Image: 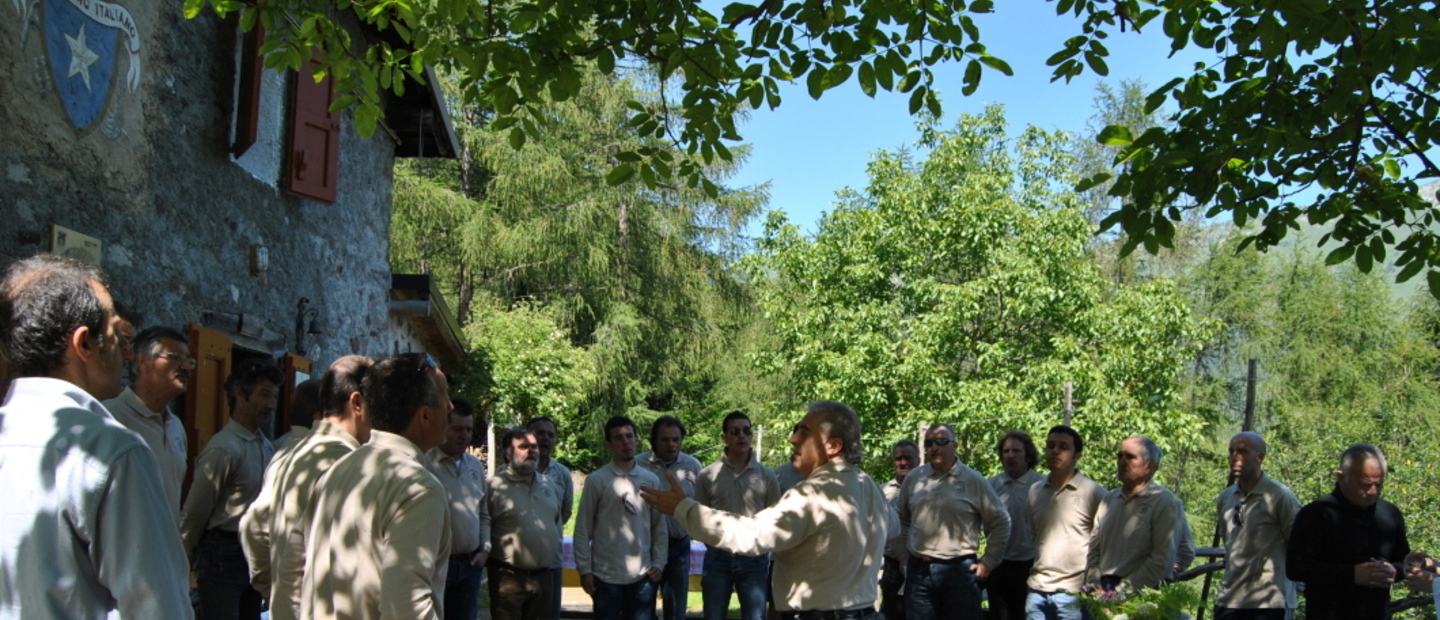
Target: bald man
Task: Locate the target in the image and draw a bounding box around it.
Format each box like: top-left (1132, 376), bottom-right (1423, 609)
top-left (1213, 432), bottom-right (1301, 620)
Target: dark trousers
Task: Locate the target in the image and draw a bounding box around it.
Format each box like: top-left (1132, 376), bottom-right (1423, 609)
top-left (1214, 608), bottom-right (1289, 620)
top-left (906, 557), bottom-right (982, 620)
top-left (195, 530), bottom-right (262, 620)
top-left (879, 557), bottom-right (906, 620)
top-left (660, 536), bottom-right (691, 620)
top-left (592, 577), bottom-right (658, 620)
top-left (489, 563), bottom-right (555, 620)
top-left (985, 559), bottom-right (1034, 620)
top-left (445, 555), bottom-right (485, 620)
top-left (551, 565), bottom-right (564, 620)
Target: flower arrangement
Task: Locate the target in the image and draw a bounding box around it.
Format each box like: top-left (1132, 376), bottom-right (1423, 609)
top-left (1078, 582), bottom-right (1199, 620)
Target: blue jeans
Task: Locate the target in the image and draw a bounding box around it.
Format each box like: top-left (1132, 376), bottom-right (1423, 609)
top-left (445, 556), bottom-right (485, 620)
top-left (195, 530), bottom-right (262, 620)
top-left (905, 557), bottom-right (981, 620)
top-left (550, 565), bottom-right (564, 620)
top-left (660, 536), bottom-right (691, 620)
top-left (592, 577), bottom-right (658, 620)
top-left (1025, 591), bottom-right (1090, 620)
top-left (701, 547), bottom-right (769, 620)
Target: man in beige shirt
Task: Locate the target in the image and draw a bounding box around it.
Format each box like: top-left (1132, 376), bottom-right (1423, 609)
top-left (694, 411), bottom-right (782, 620)
top-left (1087, 435), bottom-right (1182, 592)
top-left (637, 415), bottom-right (703, 620)
top-left (898, 423), bottom-right (1011, 620)
top-left (1214, 432), bottom-right (1300, 620)
top-left (103, 325), bottom-right (191, 522)
top-left (987, 430), bottom-right (1045, 620)
top-left (526, 416), bottom-right (574, 620)
top-left (428, 397), bottom-right (492, 620)
top-left (181, 359), bottom-right (281, 620)
top-left (880, 439), bottom-right (919, 620)
top-left (643, 400), bottom-right (898, 619)
top-left (1027, 425), bottom-right (1105, 620)
top-left (240, 355), bottom-right (371, 620)
top-left (488, 428), bottom-right (564, 620)
top-left (302, 352), bottom-right (454, 620)
top-left (574, 415), bottom-right (668, 620)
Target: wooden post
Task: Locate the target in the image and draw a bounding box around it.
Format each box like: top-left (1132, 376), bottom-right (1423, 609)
top-left (1063, 381), bottom-right (1074, 425)
top-left (756, 424), bottom-right (764, 461)
top-left (1243, 359), bottom-right (1257, 432)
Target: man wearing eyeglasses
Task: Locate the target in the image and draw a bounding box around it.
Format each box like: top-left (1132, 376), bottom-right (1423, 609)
top-left (694, 411), bottom-right (781, 620)
top-left (637, 416), bottom-right (703, 620)
top-left (182, 359), bottom-right (281, 620)
top-left (896, 424), bottom-right (1011, 620)
top-left (103, 325), bottom-right (193, 522)
top-left (1212, 432), bottom-right (1300, 620)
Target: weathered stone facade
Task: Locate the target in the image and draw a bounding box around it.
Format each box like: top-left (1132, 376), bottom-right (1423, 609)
top-left (0, 2), bottom-right (452, 367)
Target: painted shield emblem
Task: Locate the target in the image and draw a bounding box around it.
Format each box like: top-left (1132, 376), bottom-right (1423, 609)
top-left (43, 0), bottom-right (141, 131)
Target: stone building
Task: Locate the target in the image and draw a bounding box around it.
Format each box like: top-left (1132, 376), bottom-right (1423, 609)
top-left (0, 2), bottom-right (464, 473)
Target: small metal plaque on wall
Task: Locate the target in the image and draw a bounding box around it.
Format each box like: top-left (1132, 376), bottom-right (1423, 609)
top-left (50, 224), bottom-right (102, 265)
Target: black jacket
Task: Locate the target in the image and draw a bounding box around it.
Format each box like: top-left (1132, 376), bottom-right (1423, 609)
top-left (1286, 488), bottom-right (1409, 620)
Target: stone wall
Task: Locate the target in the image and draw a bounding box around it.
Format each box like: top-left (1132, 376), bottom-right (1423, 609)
top-left (0, 2), bottom-right (416, 367)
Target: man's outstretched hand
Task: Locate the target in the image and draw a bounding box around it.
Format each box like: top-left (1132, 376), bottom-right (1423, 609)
top-left (640, 470), bottom-right (686, 516)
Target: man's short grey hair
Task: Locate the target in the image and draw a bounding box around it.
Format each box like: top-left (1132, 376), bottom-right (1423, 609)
top-left (1340, 443), bottom-right (1388, 472)
top-left (809, 400), bottom-right (864, 465)
top-left (133, 326), bottom-right (187, 359)
top-left (1130, 435), bottom-right (1163, 467)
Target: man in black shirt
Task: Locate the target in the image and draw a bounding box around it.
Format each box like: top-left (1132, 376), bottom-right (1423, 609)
top-left (1286, 443), bottom-right (1427, 620)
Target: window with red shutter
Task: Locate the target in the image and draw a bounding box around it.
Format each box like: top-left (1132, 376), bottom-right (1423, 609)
top-left (284, 55), bottom-right (340, 203)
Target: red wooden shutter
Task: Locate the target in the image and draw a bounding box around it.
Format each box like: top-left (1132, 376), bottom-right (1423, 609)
top-left (232, 22), bottom-right (265, 157)
top-left (284, 54), bottom-right (340, 203)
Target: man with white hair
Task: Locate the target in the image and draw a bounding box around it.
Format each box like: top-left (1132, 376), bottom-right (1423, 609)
top-left (1087, 435), bottom-right (1182, 592)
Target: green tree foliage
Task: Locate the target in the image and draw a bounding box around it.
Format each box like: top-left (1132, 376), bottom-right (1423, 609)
top-left (187, 0), bottom-right (1440, 290)
top-left (391, 69), bottom-right (774, 469)
top-left (743, 106), bottom-right (1216, 477)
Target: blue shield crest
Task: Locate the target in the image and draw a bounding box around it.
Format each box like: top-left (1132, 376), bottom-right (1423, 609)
top-left (43, 0), bottom-right (140, 131)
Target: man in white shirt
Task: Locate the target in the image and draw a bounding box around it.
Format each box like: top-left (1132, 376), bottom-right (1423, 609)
top-left (987, 430), bottom-right (1045, 620)
top-left (575, 415), bottom-right (668, 620)
top-left (428, 397), bottom-right (492, 620)
top-left (0, 253), bottom-right (193, 619)
top-left (643, 400), bottom-right (897, 620)
top-left (102, 324), bottom-right (192, 521)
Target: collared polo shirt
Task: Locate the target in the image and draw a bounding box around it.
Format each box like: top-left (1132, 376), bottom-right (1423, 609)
top-left (989, 469), bottom-right (1045, 562)
top-left (180, 419), bottom-right (274, 557)
top-left (1028, 470), bottom-right (1105, 592)
top-left (104, 386), bottom-right (188, 522)
top-left (428, 448), bottom-right (492, 557)
top-left (489, 468), bottom-right (563, 570)
top-left (898, 459), bottom-right (1012, 569)
top-left (1216, 473), bottom-right (1301, 609)
top-left (881, 477), bottom-right (909, 562)
top-left (1087, 482), bottom-right (1181, 590)
top-left (637, 450), bottom-right (702, 540)
top-left (695, 451), bottom-right (781, 517)
top-left (573, 460), bottom-right (667, 585)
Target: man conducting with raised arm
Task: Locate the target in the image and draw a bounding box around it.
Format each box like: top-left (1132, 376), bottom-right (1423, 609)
top-left (642, 401), bottom-right (897, 620)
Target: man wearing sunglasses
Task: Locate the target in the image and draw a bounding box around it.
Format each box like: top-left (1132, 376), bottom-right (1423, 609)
top-left (694, 411), bottom-right (782, 620)
top-left (898, 424), bottom-right (1011, 620)
top-left (103, 325), bottom-right (193, 521)
top-left (1212, 432), bottom-right (1300, 620)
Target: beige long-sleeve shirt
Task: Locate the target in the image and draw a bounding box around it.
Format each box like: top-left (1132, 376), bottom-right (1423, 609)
top-left (989, 469), bottom-right (1045, 562)
top-left (240, 419), bottom-right (359, 620)
top-left (103, 387), bottom-right (188, 523)
top-left (1216, 473), bottom-right (1301, 610)
top-left (574, 461), bottom-right (667, 585)
top-left (881, 478), bottom-right (910, 563)
top-left (488, 468), bottom-right (563, 570)
top-left (301, 430), bottom-right (451, 620)
top-left (181, 419), bottom-right (274, 557)
top-left (695, 452), bottom-right (780, 517)
top-left (504, 457), bottom-right (575, 568)
top-left (674, 460), bottom-right (896, 612)
top-left (637, 450), bottom-right (702, 541)
top-left (1087, 482), bottom-right (1181, 590)
top-left (1028, 470), bottom-right (1106, 592)
top-left (898, 459), bottom-right (1012, 570)
top-left (428, 448), bottom-right (492, 557)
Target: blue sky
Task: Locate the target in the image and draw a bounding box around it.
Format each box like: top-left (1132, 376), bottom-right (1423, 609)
top-left (727, 0), bottom-right (1218, 236)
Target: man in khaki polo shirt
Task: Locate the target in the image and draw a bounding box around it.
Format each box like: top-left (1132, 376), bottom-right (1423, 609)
top-left (428, 397), bottom-right (492, 620)
top-left (1026, 425), bottom-right (1105, 620)
top-left (526, 416), bottom-right (575, 620)
top-left (694, 411), bottom-right (781, 620)
top-left (898, 423), bottom-right (1011, 620)
top-left (880, 439), bottom-right (919, 620)
top-left (1214, 431), bottom-right (1300, 620)
top-left (1087, 435), bottom-right (1181, 593)
top-left (488, 428), bottom-right (564, 620)
top-left (240, 354), bottom-right (372, 620)
top-left (987, 430), bottom-right (1045, 620)
top-left (302, 352), bottom-right (454, 620)
top-left (103, 325), bottom-right (192, 522)
top-left (181, 359), bottom-right (281, 620)
top-left (637, 415), bottom-right (703, 620)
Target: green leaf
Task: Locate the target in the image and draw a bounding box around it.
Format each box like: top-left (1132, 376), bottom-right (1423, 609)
top-left (1084, 51), bottom-right (1109, 76)
top-left (858, 62), bottom-right (876, 96)
top-left (606, 163), bottom-right (636, 186)
top-left (1075, 173), bottom-right (1113, 192)
top-left (962, 59), bottom-right (981, 96)
top-left (1324, 245), bottom-right (1354, 266)
top-left (979, 55), bottom-right (1013, 76)
top-left (508, 127), bottom-right (527, 150)
top-left (1428, 270), bottom-right (1440, 301)
top-left (1096, 125), bottom-right (1134, 146)
top-left (806, 66), bottom-right (826, 99)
